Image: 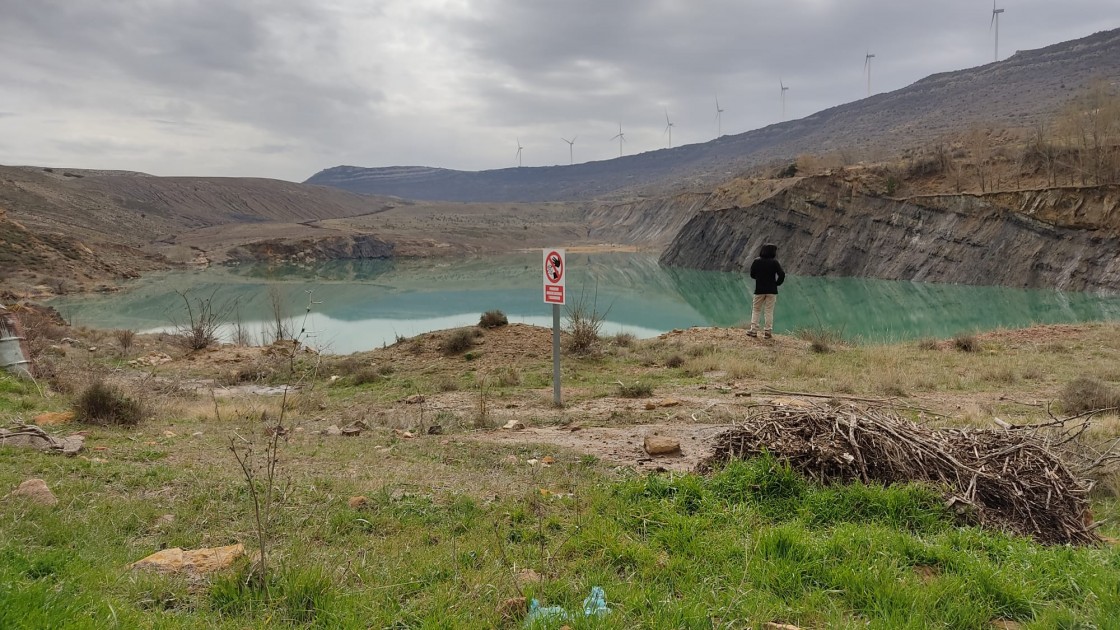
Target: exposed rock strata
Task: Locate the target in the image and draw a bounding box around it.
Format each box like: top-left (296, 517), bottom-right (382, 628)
top-left (226, 235), bottom-right (394, 263)
top-left (660, 176), bottom-right (1120, 293)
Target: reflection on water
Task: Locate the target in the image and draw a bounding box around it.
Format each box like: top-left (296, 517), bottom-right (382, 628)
top-left (50, 253), bottom-right (1120, 353)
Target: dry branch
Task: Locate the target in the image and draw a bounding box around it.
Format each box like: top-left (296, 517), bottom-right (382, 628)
top-left (701, 403), bottom-right (1109, 545)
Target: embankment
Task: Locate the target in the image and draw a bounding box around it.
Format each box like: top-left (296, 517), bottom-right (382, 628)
top-left (659, 176), bottom-right (1120, 293)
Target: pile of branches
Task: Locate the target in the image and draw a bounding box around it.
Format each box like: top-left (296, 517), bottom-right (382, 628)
top-left (702, 403), bottom-right (1120, 545)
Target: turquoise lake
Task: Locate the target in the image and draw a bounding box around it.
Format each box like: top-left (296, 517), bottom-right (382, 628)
top-left (49, 253), bottom-right (1120, 354)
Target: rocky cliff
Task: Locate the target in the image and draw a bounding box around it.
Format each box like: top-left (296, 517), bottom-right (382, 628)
top-left (659, 176), bottom-right (1120, 293)
top-left (225, 235), bottom-right (394, 264)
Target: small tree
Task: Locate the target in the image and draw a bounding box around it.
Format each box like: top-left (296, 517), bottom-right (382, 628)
top-left (173, 289), bottom-right (235, 351)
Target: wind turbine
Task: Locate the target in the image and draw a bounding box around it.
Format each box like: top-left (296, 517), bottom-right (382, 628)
top-left (561, 136), bottom-right (576, 165)
top-left (664, 109), bottom-right (674, 148)
top-left (715, 95), bottom-right (724, 139)
top-left (864, 52), bottom-right (876, 97)
top-left (515, 138), bottom-right (523, 167)
top-left (780, 79), bottom-right (790, 121)
top-left (991, 0), bottom-right (1005, 62)
top-left (610, 122), bottom-right (625, 157)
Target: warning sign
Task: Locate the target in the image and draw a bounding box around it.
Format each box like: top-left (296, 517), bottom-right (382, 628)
top-left (543, 249), bottom-right (565, 304)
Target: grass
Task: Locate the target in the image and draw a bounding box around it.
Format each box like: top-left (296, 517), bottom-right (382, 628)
top-left (5, 323), bottom-right (1120, 626)
top-left (0, 441), bottom-right (1117, 628)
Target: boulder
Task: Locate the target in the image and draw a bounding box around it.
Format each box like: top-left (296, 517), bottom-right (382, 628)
top-left (643, 435), bottom-right (681, 456)
top-left (12, 478), bottom-right (58, 505)
top-left (130, 543), bottom-right (245, 576)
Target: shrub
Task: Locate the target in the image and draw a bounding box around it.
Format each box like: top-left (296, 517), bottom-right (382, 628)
top-left (618, 381), bottom-right (654, 398)
top-left (114, 329), bottom-right (136, 352)
top-left (665, 354), bottom-right (685, 369)
top-left (796, 325), bottom-right (846, 354)
top-left (610, 332), bottom-right (636, 348)
top-left (916, 338), bottom-right (940, 351)
top-left (351, 367), bottom-right (384, 386)
top-left (565, 295), bottom-right (607, 356)
top-left (73, 381), bottom-right (145, 426)
top-left (441, 329), bottom-right (476, 356)
top-left (1059, 376), bottom-right (1120, 414)
top-left (494, 366), bottom-right (521, 387)
top-left (952, 333), bottom-right (979, 352)
top-left (478, 310), bottom-right (508, 329)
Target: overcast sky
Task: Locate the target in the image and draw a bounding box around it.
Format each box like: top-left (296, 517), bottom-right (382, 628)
top-left (0, 1), bottom-right (1116, 182)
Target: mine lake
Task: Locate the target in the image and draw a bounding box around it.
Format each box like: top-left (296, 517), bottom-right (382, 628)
top-left (49, 253), bottom-right (1120, 354)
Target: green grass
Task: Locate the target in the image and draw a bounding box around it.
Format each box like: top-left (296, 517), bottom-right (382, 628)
top-left (0, 435), bottom-right (1117, 628)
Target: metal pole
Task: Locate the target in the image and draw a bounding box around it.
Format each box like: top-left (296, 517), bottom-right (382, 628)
top-left (552, 303), bottom-right (561, 406)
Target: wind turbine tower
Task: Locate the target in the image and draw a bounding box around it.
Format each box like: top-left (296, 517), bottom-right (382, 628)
top-left (864, 52), bottom-right (876, 97)
top-left (991, 1), bottom-right (1005, 62)
top-left (780, 79), bottom-right (790, 121)
top-left (715, 95), bottom-right (724, 139)
top-left (664, 109), bottom-right (674, 148)
top-left (515, 138), bottom-right (524, 167)
top-left (561, 136), bottom-right (576, 165)
top-left (610, 122), bottom-right (626, 157)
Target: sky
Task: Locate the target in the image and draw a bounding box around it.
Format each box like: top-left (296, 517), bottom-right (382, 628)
top-left (0, 1), bottom-right (1117, 183)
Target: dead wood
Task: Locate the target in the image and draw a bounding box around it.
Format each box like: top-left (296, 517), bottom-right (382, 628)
top-left (701, 403), bottom-right (1112, 545)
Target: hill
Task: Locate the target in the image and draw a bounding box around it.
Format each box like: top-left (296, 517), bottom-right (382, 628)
top-left (305, 28), bottom-right (1120, 202)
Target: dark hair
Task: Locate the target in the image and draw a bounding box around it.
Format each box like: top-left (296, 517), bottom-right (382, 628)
top-left (759, 243), bottom-right (778, 259)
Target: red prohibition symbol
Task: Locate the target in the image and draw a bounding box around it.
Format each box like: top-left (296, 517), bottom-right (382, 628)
top-left (545, 251), bottom-right (564, 283)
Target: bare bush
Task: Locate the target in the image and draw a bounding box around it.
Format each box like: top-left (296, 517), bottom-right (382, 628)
top-left (74, 381), bottom-right (145, 426)
top-left (1059, 376), bottom-right (1120, 414)
top-left (565, 289), bottom-right (609, 356)
top-left (478, 310), bottom-right (508, 329)
top-left (173, 290), bottom-right (235, 351)
top-left (114, 329), bottom-right (136, 353)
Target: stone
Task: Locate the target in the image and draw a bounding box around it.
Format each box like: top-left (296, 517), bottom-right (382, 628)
top-left (340, 426), bottom-right (361, 437)
top-left (427, 424), bottom-right (443, 435)
top-left (643, 435), bottom-right (681, 456)
top-left (515, 568), bottom-right (543, 586)
top-left (130, 543), bottom-right (245, 576)
top-left (325, 425), bottom-right (342, 436)
top-left (12, 478), bottom-right (58, 505)
top-left (33, 411), bottom-right (75, 426)
top-left (348, 496), bottom-right (369, 508)
top-left (541, 456), bottom-right (555, 465)
top-left (404, 394), bottom-right (425, 404)
top-left (497, 597), bottom-right (528, 621)
top-left (659, 399), bottom-right (682, 407)
top-left (644, 402), bottom-right (657, 410)
top-left (503, 420), bottom-right (525, 430)
top-left (59, 435), bottom-right (84, 457)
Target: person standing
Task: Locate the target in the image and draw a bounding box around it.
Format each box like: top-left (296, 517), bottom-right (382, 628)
top-left (748, 243), bottom-right (785, 339)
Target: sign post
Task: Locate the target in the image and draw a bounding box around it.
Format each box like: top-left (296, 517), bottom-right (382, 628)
top-left (543, 249), bottom-right (565, 406)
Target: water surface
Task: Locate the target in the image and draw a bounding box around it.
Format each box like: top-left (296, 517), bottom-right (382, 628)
top-left (50, 253), bottom-right (1120, 354)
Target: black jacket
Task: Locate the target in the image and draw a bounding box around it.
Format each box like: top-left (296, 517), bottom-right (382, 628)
top-left (749, 257), bottom-right (785, 295)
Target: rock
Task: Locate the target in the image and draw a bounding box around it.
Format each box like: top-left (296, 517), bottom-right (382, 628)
top-left (130, 543), bottom-right (245, 576)
top-left (515, 568), bottom-right (543, 586)
top-left (526, 459), bottom-right (539, 466)
top-left (325, 425), bottom-right (342, 436)
top-left (644, 402), bottom-right (657, 410)
top-left (497, 597), bottom-right (528, 621)
top-left (12, 478), bottom-right (58, 505)
top-left (505, 455), bottom-right (520, 464)
top-left (341, 426), bottom-right (362, 437)
top-left (427, 425), bottom-right (444, 435)
top-left (643, 435), bottom-right (681, 456)
top-left (660, 399), bottom-right (682, 407)
top-left (59, 435), bottom-right (84, 457)
top-left (346, 420), bottom-right (371, 431)
top-left (33, 411), bottom-right (75, 426)
top-left (404, 394), bottom-right (425, 404)
top-left (503, 420), bottom-right (525, 431)
top-left (163, 430), bottom-right (177, 438)
top-left (541, 456), bottom-right (555, 465)
top-left (348, 496), bottom-right (369, 508)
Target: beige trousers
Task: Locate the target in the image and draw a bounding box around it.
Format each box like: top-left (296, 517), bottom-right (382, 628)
top-left (750, 294), bottom-right (777, 332)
